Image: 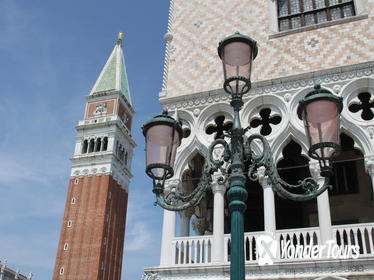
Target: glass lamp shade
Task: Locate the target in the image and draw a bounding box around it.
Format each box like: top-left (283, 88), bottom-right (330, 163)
top-left (218, 32), bottom-right (258, 96)
top-left (297, 85), bottom-right (343, 161)
top-left (142, 112), bottom-right (182, 180)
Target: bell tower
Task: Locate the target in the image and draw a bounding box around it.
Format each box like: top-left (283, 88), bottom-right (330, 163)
top-left (53, 33), bottom-right (135, 280)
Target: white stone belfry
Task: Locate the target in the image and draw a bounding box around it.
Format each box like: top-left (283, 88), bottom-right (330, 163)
top-left (70, 34), bottom-right (135, 189)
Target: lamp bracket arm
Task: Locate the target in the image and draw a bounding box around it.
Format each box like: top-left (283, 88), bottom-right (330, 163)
top-left (153, 138), bottom-right (229, 211)
top-left (245, 134), bottom-right (330, 201)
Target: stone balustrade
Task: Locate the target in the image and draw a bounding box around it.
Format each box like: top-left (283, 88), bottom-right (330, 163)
top-left (169, 222), bottom-right (374, 266)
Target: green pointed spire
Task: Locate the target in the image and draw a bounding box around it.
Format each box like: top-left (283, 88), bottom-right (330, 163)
top-left (90, 33), bottom-right (132, 105)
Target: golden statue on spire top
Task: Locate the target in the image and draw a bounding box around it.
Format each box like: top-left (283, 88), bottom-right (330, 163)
top-left (118, 32), bottom-right (124, 41)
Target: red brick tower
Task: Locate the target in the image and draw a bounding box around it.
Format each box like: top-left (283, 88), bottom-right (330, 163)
top-left (53, 33), bottom-right (135, 280)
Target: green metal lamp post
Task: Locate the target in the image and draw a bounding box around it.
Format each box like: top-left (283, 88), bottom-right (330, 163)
top-left (142, 32), bottom-right (343, 280)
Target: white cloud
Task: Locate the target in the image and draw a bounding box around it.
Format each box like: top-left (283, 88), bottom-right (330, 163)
top-left (126, 222), bottom-right (153, 252)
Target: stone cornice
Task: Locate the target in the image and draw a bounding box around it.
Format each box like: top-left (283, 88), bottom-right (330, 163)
top-left (160, 61), bottom-right (374, 110)
top-left (145, 257), bottom-right (374, 279)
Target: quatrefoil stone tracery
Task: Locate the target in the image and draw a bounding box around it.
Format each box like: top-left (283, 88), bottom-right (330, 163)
top-left (205, 115), bottom-right (233, 139)
top-left (348, 92), bottom-right (374, 121)
top-left (250, 108), bottom-right (282, 136)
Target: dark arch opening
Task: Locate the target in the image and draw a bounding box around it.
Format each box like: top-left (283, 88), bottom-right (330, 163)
top-left (275, 140), bottom-right (317, 229)
top-left (225, 163), bottom-right (264, 234)
top-left (88, 139), bottom-right (95, 153)
top-left (82, 140), bottom-right (88, 154)
top-left (329, 133), bottom-right (374, 225)
top-left (102, 137), bottom-right (108, 151)
top-left (95, 138), bottom-right (102, 152)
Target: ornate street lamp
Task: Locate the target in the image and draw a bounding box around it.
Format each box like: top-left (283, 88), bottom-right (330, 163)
top-left (142, 32), bottom-right (343, 280)
top-left (298, 85), bottom-right (343, 177)
top-left (142, 111), bottom-right (183, 196)
top-left (218, 32), bottom-right (258, 97)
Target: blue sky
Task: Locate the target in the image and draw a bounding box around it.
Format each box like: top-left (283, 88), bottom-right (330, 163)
top-left (0, 0), bottom-right (170, 279)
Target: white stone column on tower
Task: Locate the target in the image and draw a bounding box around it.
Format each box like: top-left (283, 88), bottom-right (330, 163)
top-left (309, 161), bottom-right (332, 247)
top-left (160, 179), bottom-right (180, 267)
top-left (211, 171), bottom-right (227, 263)
top-left (365, 155), bottom-right (374, 194)
top-left (258, 167), bottom-right (276, 234)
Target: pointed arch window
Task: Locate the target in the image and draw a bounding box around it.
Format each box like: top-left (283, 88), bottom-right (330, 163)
top-left (328, 133), bottom-right (373, 225)
top-left (329, 133), bottom-right (362, 196)
top-left (275, 140), bottom-right (317, 229)
top-left (278, 0), bottom-right (355, 31)
top-left (82, 140), bottom-right (88, 154)
top-left (95, 138), bottom-right (102, 152)
top-left (88, 139), bottom-right (95, 153)
top-left (102, 137), bottom-right (108, 151)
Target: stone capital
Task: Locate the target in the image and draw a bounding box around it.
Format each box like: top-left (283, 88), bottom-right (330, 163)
top-left (164, 178), bottom-right (182, 194)
top-left (211, 183), bottom-right (226, 194)
top-left (211, 170), bottom-right (228, 193)
top-left (365, 155), bottom-right (374, 175)
top-left (258, 167), bottom-right (271, 189)
top-left (309, 161), bottom-right (322, 180)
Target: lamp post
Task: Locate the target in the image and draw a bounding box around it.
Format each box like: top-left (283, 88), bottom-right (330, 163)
top-left (142, 32), bottom-right (343, 280)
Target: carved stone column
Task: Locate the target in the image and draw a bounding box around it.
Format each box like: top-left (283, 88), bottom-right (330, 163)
top-left (365, 155), bottom-right (374, 194)
top-left (258, 167), bottom-right (276, 233)
top-left (160, 179), bottom-right (180, 267)
top-left (310, 161), bottom-right (332, 247)
top-left (211, 172), bottom-right (227, 263)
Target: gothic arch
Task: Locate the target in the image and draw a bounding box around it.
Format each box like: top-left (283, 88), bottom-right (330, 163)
top-left (180, 152), bottom-right (205, 195)
top-left (173, 137), bottom-right (209, 180)
top-left (174, 109), bottom-right (195, 149)
top-left (275, 139), bottom-right (316, 230)
top-left (272, 132), bottom-right (309, 163)
top-left (339, 124), bottom-right (369, 153)
top-left (340, 77), bottom-right (374, 100)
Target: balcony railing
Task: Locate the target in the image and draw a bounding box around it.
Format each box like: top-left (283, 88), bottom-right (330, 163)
top-left (333, 223), bottom-right (374, 257)
top-left (171, 222), bottom-right (374, 266)
top-left (173, 236), bottom-right (213, 265)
